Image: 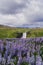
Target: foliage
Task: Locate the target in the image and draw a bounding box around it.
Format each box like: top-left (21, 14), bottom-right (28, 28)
top-left (21, 62), bottom-right (29, 65)
top-left (0, 27), bottom-right (43, 38)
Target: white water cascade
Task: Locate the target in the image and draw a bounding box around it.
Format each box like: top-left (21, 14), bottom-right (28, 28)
top-left (21, 32), bottom-right (27, 38)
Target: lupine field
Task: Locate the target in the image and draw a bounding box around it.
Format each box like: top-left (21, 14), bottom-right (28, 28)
top-left (0, 37), bottom-right (43, 65)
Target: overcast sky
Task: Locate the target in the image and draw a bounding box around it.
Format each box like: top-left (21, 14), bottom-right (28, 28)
top-left (0, 0), bottom-right (43, 27)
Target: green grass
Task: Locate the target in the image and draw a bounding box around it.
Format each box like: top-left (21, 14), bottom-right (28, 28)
top-left (0, 27), bottom-right (43, 39)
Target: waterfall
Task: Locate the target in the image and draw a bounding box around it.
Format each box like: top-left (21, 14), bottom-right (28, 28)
top-left (21, 32), bottom-right (26, 38)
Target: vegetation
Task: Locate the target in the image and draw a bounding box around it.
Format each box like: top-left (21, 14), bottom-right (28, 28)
top-left (0, 25), bottom-right (43, 38)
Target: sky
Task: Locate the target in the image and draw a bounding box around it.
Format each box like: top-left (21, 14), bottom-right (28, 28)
top-left (0, 0), bottom-right (43, 27)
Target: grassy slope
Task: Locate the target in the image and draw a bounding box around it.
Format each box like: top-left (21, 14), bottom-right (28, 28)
top-left (0, 25), bottom-right (43, 38)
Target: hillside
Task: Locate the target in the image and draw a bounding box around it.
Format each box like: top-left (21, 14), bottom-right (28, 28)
top-left (0, 25), bottom-right (43, 38)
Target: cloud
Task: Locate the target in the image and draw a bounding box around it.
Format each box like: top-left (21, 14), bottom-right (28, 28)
top-left (0, 0), bottom-right (43, 27)
top-left (24, 0), bottom-right (43, 26)
top-left (0, 0), bottom-right (27, 14)
top-left (0, 13), bottom-right (27, 27)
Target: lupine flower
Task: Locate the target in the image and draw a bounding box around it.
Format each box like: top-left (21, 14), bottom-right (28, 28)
top-left (0, 38), bottom-right (43, 65)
